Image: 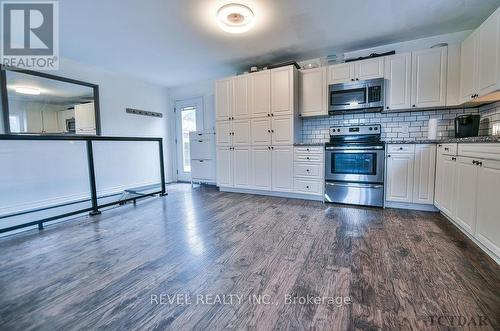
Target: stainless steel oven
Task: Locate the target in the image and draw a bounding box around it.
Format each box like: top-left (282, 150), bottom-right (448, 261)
top-left (324, 125), bottom-right (385, 207)
top-left (328, 78), bottom-right (384, 114)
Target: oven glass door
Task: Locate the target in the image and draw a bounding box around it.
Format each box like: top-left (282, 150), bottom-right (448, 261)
top-left (325, 149), bottom-right (384, 183)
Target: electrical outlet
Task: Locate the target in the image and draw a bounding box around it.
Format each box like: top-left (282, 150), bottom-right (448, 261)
top-left (493, 123), bottom-right (500, 136)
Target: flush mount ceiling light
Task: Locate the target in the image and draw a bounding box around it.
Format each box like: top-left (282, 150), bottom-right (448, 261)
top-left (15, 87), bottom-right (41, 95)
top-left (217, 3), bottom-right (254, 33)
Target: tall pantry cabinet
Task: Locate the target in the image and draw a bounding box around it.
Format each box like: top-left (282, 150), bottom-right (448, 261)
top-left (215, 66), bottom-right (299, 193)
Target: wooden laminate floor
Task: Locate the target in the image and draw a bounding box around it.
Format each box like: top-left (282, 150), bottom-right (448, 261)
top-left (0, 184), bottom-right (499, 331)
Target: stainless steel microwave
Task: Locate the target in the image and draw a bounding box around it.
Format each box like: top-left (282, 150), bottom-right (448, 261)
top-left (328, 78), bottom-right (385, 114)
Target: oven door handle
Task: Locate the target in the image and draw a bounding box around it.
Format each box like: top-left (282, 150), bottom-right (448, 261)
top-left (325, 146), bottom-right (384, 150)
top-left (326, 182), bottom-right (384, 189)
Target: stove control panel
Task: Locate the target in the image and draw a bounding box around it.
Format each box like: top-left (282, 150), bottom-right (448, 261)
top-left (329, 124), bottom-right (381, 136)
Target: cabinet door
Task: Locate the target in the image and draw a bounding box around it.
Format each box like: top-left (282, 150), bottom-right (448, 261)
top-left (271, 146), bottom-right (294, 192)
top-left (216, 121), bottom-right (231, 146)
top-left (460, 33), bottom-right (478, 103)
top-left (453, 157), bottom-right (478, 233)
top-left (75, 103), bottom-right (95, 131)
top-left (216, 147), bottom-right (233, 187)
top-left (328, 63), bottom-right (354, 84)
top-left (413, 145), bottom-right (436, 205)
top-left (434, 150), bottom-right (444, 209)
top-left (299, 67), bottom-right (327, 117)
top-left (411, 47), bottom-right (447, 108)
top-left (271, 116), bottom-right (293, 145)
top-left (386, 153), bottom-right (414, 203)
top-left (250, 70), bottom-right (271, 118)
top-left (384, 53), bottom-right (412, 111)
top-left (438, 156), bottom-right (457, 217)
top-left (251, 147), bottom-right (272, 190)
top-left (271, 66), bottom-right (293, 116)
top-left (251, 118), bottom-right (271, 145)
top-left (233, 147), bottom-right (251, 188)
top-left (232, 119), bottom-right (251, 146)
top-left (355, 58), bottom-right (384, 80)
top-left (42, 111), bottom-right (60, 133)
top-left (232, 74), bottom-right (250, 119)
top-left (476, 159), bottom-right (500, 257)
top-left (477, 12), bottom-right (500, 96)
top-left (215, 78), bottom-right (232, 121)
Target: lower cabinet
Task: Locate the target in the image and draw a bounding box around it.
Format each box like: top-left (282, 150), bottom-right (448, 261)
top-left (271, 146), bottom-right (294, 192)
top-left (386, 153), bottom-right (414, 203)
top-left (233, 147), bottom-right (251, 188)
top-left (216, 147), bottom-right (233, 187)
top-left (251, 147), bottom-right (272, 190)
top-left (453, 157), bottom-right (478, 233)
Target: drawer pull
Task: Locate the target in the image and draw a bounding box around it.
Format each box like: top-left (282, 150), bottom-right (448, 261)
top-left (306, 157), bottom-right (310, 160)
top-left (306, 186), bottom-right (310, 189)
top-left (399, 147), bottom-right (403, 150)
top-left (306, 169), bottom-right (310, 172)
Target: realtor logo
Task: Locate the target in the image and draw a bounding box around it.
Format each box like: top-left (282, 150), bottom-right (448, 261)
top-left (1, 1), bottom-right (59, 70)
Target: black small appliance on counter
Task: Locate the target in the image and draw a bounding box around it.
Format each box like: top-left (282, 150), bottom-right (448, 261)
top-left (455, 114), bottom-right (480, 138)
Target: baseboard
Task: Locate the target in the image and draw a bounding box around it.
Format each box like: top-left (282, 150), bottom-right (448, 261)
top-left (219, 187), bottom-right (323, 202)
top-left (385, 201), bottom-right (439, 212)
top-left (440, 212), bottom-right (500, 265)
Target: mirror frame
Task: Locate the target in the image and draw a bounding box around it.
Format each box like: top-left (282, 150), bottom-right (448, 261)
top-left (0, 66), bottom-right (101, 136)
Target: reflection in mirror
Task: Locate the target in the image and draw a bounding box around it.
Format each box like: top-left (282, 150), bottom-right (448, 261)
top-left (5, 70), bottom-right (98, 135)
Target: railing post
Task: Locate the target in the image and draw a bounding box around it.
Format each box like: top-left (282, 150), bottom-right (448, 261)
top-left (158, 139), bottom-right (167, 196)
top-left (86, 139), bottom-right (101, 215)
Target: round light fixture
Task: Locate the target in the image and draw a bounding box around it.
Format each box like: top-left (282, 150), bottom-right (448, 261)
top-left (15, 87), bottom-right (41, 95)
top-left (217, 3), bottom-right (254, 33)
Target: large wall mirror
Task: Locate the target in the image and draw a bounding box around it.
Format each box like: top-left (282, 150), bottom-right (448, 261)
top-left (1, 67), bottom-right (101, 135)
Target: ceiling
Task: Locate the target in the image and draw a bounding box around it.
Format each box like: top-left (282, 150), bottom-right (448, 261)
top-left (58, 0), bottom-right (500, 88)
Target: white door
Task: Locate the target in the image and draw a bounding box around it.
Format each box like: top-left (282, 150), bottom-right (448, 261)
top-left (216, 121), bottom-right (232, 146)
top-left (477, 12), bottom-right (500, 96)
top-left (453, 157), bottom-right (478, 233)
top-left (439, 156), bottom-right (457, 217)
top-left (251, 147), bottom-right (272, 190)
top-left (232, 75), bottom-right (250, 119)
top-left (413, 145), bottom-right (436, 205)
top-left (175, 97), bottom-right (204, 181)
top-left (215, 78), bottom-right (232, 121)
top-left (460, 32), bottom-right (478, 103)
top-left (386, 153), bottom-right (414, 203)
top-left (271, 116), bottom-right (293, 145)
top-left (384, 53), bottom-right (412, 111)
top-left (411, 47), bottom-right (447, 108)
top-left (271, 146), bottom-right (294, 192)
top-left (271, 66), bottom-right (293, 116)
top-left (476, 159), bottom-right (500, 257)
top-left (216, 147), bottom-right (233, 187)
top-left (299, 68), bottom-right (327, 117)
top-left (251, 117), bottom-right (271, 146)
top-left (328, 63), bottom-right (354, 84)
top-left (355, 58), bottom-right (384, 80)
top-left (232, 119), bottom-right (251, 146)
top-left (250, 70), bottom-right (271, 118)
top-left (233, 147), bottom-right (251, 188)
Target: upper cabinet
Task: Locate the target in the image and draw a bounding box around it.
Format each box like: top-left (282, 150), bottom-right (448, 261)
top-left (384, 53), bottom-right (412, 111)
top-left (460, 8), bottom-right (500, 104)
top-left (271, 66), bottom-right (295, 116)
top-left (411, 47), bottom-right (447, 108)
top-left (232, 74), bottom-right (250, 119)
top-left (328, 57), bottom-right (384, 84)
top-left (299, 67), bottom-right (328, 117)
top-left (215, 77), bottom-right (232, 121)
top-left (250, 70), bottom-right (271, 118)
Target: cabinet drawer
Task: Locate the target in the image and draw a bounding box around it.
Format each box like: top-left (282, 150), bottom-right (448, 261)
top-left (294, 179), bottom-right (322, 195)
top-left (388, 144), bottom-right (415, 154)
top-left (437, 143), bottom-right (457, 156)
top-left (189, 132), bottom-right (215, 141)
top-left (294, 146), bottom-right (323, 154)
top-left (294, 163), bottom-right (322, 178)
top-left (190, 139), bottom-right (214, 160)
top-left (458, 143), bottom-right (500, 161)
top-left (191, 159), bottom-right (215, 180)
top-left (294, 154), bottom-right (323, 162)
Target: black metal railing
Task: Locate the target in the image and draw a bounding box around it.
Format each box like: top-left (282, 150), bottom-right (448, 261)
top-left (0, 134), bottom-right (166, 234)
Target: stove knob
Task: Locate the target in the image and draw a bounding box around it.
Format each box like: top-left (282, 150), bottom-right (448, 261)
top-left (374, 127), bottom-right (379, 131)
top-left (369, 127), bottom-right (373, 131)
top-left (337, 129), bottom-right (341, 132)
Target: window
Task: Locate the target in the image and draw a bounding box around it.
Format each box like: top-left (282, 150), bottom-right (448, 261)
top-left (181, 106), bottom-right (196, 172)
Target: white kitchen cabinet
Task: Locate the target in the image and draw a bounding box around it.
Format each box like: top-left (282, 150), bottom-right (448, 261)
top-left (216, 147), bottom-right (233, 187)
top-left (216, 78), bottom-right (232, 121)
top-left (232, 74), bottom-right (250, 119)
top-left (413, 145), bottom-right (436, 205)
top-left (411, 47), bottom-right (447, 108)
top-left (233, 147), bottom-right (251, 188)
top-left (271, 116), bottom-right (293, 145)
top-left (232, 119), bottom-right (251, 146)
top-left (271, 146), bottom-right (294, 192)
top-left (328, 58), bottom-right (384, 84)
top-left (384, 53), bottom-right (412, 111)
top-left (41, 111), bottom-right (60, 133)
top-left (459, 32), bottom-right (478, 103)
top-left (446, 44), bottom-right (462, 106)
top-left (386, 153), bottom-right (414, 203)
top-left (299, 67), bottom-right (327, 117)
top-left (436, 155), bottom-right (457, 217)
top-left (476, 158), bottom-right (500, 257)
top-left (271, 66), bottom-right (294, 116)
top-left (251, 147), bottom-right (272, 190)
top-left (477, 10), bottom-right (500, 96)
top-left (328, 62), bottom-right (353, 84)
top-left (250, 70), bottom-right (271, 118)
top-left (25, 111), bottom-right (42, 133)
top-left (453, 157), bottom-right (478, 233)
top-left (74, 103), bottom-right (96, 134)
top-left (251, 118), bottom-right (271, 145)
top-left (215, 121), bottom-right (231, 146)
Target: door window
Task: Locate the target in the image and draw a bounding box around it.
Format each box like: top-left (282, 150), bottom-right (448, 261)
top-left (181, 106), bottom-right (196, 172)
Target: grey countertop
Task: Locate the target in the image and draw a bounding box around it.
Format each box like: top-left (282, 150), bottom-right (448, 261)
top-left (385, 136), bottom-right (500, 144)
top-left (293, 142), bottom-right (325, 146)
